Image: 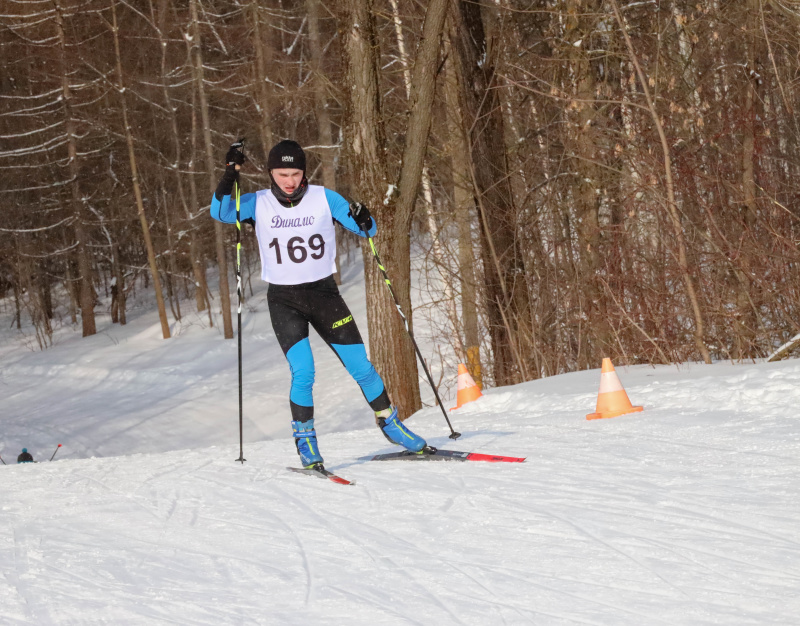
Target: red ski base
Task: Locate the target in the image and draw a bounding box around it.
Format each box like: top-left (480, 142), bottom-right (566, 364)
top-left (464, 452), bottom-right (526, 463)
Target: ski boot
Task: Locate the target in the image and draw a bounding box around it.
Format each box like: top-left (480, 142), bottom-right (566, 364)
top-left (292, 419), bottom-right (324, 469)
top-left (376, 407), bottom-right (427, 453)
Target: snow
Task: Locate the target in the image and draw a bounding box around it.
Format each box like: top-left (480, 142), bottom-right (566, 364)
top-left (2, 263), bottom-right (800, 624)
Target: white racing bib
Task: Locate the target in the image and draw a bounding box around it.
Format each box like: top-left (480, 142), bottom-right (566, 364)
top-left (254, 185), bottom-right (338, 285)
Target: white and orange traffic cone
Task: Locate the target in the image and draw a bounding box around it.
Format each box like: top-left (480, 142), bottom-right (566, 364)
top-left (451, 363), bottom-right (483, 410)
top-left (586, 358), bottom-right (643, 420)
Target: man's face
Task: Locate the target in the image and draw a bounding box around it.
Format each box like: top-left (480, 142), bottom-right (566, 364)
top-left (272, 168), bottom-right (304, 195)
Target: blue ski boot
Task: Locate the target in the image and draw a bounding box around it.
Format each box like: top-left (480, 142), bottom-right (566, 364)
top-left (292, 419), bottom-right (324, 468)
top-left (376, 407), bottom-right (426, 452)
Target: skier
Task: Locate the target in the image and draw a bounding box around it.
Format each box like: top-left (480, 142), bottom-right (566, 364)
top-left (17, 448), bottom-right (34, 463)
top-left (210, 140), bottom-right (427, 470)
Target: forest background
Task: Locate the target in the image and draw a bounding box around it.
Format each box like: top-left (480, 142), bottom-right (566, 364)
top-left (2, 0), bottom-right (799, 419)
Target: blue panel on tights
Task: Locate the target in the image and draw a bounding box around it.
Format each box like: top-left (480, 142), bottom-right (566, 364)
top-left (332, 343), bottom-right (384, 402)
top-left (286, 337), bottom-right (315, 407)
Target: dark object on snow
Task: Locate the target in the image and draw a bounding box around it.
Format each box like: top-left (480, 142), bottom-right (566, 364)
top-left (17, 448), bottom-right (34, 463)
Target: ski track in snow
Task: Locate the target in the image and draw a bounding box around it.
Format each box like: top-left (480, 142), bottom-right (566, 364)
top-left (2, 269), bottom-right (800, 623)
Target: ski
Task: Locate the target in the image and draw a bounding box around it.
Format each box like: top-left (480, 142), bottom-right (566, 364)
top-left (286, 466), bottom-right (355, 485)
top-left (364, 447), bottom-right (526, 463)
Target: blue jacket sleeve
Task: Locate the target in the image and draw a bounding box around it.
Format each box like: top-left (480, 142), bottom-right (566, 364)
top-left (325, 189), bottom-right (377, 238)
top-left (210, 191), bottom-right (257, 224)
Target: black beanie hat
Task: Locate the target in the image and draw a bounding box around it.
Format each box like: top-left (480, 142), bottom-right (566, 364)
top-left (267, 140), bottom-right (306, 172)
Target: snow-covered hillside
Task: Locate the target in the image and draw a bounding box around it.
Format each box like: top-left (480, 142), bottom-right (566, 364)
top-left (2, 267), bottom-right (799, 624)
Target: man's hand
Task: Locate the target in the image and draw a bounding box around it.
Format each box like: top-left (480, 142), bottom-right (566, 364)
top-left (225, 141), bottom-right (246, 172)
top-left (215, 140), bottom-right (246, 200)
top-left (349, 201), bottom-right (373, 231)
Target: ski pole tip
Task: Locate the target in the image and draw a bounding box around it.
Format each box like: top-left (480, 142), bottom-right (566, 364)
top-left (449, 431), bottom-right (462, 440)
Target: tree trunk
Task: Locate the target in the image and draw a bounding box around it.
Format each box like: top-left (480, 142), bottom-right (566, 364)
top-left (63, 243), bottom-right (78, 325)
top-left (341, 0), bottom-right (420, 418)
top-left (389, 0), bottom-right (459, 347)
top-left (54, 0), bottom-right (96, 337)
top-left (737, 0), bottom-right (763, 358)
top-left (111, 0), bottom-right (171, 339)
top-left (161, 185), bottom-right (181, 322)
top-left (444, 34), bottom-right (482, 388)
top-left (39, 262), bottom-right (54, 321)
top-left (448, 0), bottom-right (529, 385)
top-left (186, 71), bottom-right (214, 328)
top-left (111, 242), bottom-right (126, 325)
top-left (156, 0), bottom-right (209, 315)
top-left (566, 0), bottom-right (608, 366)
top-left (250, 0), bottom-right (274, 155)
top-left (307, 0), bottom-right (342, 283)
top-left (190, 0), bottom-right (234, 339)
top-left (12, 265), bottom-right (22, 330)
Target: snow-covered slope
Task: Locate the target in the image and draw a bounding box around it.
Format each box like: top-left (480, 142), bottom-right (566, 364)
top-left (2, 269), bottom-right (799, 623)
top-left (0, 262), bottom-right (393, 459)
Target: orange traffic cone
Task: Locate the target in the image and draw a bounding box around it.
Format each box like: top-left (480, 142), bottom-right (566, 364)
top-left (586, 358), bottom-right (643, 420)
top-left (451, 363), bottom-right (483, 410)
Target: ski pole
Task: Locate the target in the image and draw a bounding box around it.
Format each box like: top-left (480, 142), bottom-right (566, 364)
top-left (234, 138), bottom-right (246, 465)
top-left (0, 454), bottom-right (5, 465)
top-left (49, 444), bottom-right (62, 462)
top-left (360, 225), bottom-right (461, 440)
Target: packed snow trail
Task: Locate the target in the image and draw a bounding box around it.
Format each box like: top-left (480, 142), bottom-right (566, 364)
top-left (3, 357), bottom-right (800, 623)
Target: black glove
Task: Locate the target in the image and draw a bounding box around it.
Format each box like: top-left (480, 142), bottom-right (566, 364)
top-left (349, 201), bottom-right (373, 231)
top-left (216, 141), bottom-right (246, 200)
top-left (225, 140), bottom-right (246, 172)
